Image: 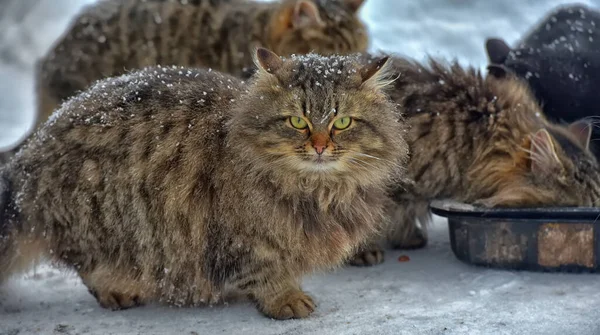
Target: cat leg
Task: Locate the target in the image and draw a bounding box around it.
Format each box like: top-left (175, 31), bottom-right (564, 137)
top-left (347, 198), bottom-right (392, 267)
top-left (79, 265), bottom-right (151, 310)
top-left (386, 200), bottom-right (430, 249)
top-left (188, 277), bottom-right (223, 306)
top-left (347, 241), bottom-right (385, 266)
top-left (347, 200), bottom-right (430, 266)
top-left (232, 267), bottom-right (315, 319)
top-left (254, 283), bottom-right (316, 320)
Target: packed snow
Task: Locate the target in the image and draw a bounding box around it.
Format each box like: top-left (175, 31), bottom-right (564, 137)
top-left (2, 0), bottom-right (600, 334)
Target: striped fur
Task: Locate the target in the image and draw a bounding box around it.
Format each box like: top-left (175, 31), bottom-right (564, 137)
top-left (0, 51), bottom-right (407, 319)
top-left (351, 55), bottom-right (600, 264)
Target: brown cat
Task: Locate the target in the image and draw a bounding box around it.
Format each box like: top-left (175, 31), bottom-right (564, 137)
top-left (351, 55), bottom-right (600, 266)
top-left (0, 49), bottom-right (408, 319)
top-left (35, 0), bottom-right (368, 130)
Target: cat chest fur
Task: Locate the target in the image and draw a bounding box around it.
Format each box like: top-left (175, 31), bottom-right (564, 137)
top-left (206, 169), bottom-right (385, 283)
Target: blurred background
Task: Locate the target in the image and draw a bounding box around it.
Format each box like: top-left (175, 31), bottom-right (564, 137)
top-left (1, 0), bottom-right (599, 149)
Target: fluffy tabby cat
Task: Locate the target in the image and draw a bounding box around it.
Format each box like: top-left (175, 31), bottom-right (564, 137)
top-left (35, 0), bottom-right (368, 130)
top-left (0, 49), bottom-right (408, 319)
top-left (351, 55), bottom-right (600, 266)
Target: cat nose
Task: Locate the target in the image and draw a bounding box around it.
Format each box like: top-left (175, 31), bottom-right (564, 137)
top-left (314, 144), bottom-right (326, 155)
top-left (311, 133), bottom-right (329, 156)
top-left (311, 133), bottom-right (329, 155)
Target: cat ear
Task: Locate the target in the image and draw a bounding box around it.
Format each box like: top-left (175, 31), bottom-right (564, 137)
top-left (254, 47), bottom-right (283, 74)
top-left (567, 120), bottom-right (592, 150)
top-left (292, 0), bottom-right (324, 29)
top-left (360, 56), bottom-right (393, 90)
top-left (485, 38), bottom-right (511, 64)
top-left (530, 129), bottom-right (562, 174)
top-left (345, 0), bottom-right (366, 13)
top-left (487, 64), bottom-right (509, 78)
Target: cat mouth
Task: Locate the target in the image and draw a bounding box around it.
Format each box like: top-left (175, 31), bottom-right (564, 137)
top-left (308, 161), bottom-right (337, 171)
top-left (312, 155), bottom-right (338, 164)
top-left (296, 156), bottom-right (339, 172)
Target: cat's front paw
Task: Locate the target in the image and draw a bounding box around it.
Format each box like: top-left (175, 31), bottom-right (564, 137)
top-left (89, 288), bottom-right (143, 311)
top-left (388, 226), bottom-right (428, 250)
top-left (81, 269), bottom-right (146, 311)
top-left (472, 198), bottom-right (496, 208)
top-left (259, 289), bottom-right (316, 320)
top-left (348, 244), bottom-right (385, 266)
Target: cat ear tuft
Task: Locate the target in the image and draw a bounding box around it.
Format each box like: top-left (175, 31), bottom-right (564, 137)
top-left (345, 0), bottom-right (366, 13)
top-left (360, 56), bottom-right (394, 90)
top-left (530, 129), bottom-right (562, 174)
top-left (485, 38), bottom-right (511, 64)
top-left (293, 0), bottom-right (324, 29)
top-left (254, 47), bottom-right (284, 74)
top-left (567, 120), bottom-right (592, 150)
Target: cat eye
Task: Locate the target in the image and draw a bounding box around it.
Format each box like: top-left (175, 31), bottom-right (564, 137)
top-left (333, 117), bottom-right (352, 130)
top-left (289, 116), bottom-right (308, 129)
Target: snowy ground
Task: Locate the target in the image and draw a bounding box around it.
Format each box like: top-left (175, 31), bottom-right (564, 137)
top-left (3, 219), bottom-right (600, 335)
top-left (2, 0), bottom-right (600, 334)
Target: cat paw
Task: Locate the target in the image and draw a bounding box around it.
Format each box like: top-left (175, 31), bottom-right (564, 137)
top-left (389, 228), bottom-right (428, 250)
top-left (259, 289), bottom-right (316, 320)
top-left (89, 289), bottom-right (143, 311)
top-left (348, 245), bottom-right (385, 266)
top-left (472, 198), bottom-right (496, 208)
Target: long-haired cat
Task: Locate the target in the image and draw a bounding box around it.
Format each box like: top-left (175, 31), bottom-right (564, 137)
top-left (35, 0), bottom-right (368, 130)
top-left (351, 55), bottom-right (600, 266)
top-left (0, 48), bottom-right (408, 319)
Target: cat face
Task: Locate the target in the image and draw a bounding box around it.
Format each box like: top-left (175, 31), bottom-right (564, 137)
top-left (531, 123), bottom-right (600, 207)
top-left (229, 48), bottom-right (407, 184)
top-left (268, 0), bottom-right (368, 57)
top-left (477, 120), bottom-right (600, 208)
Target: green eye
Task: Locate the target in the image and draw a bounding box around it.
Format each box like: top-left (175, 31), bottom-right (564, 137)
top-left (333, 117), bottom-right (352, 130)
top-left (289, 116), bottom-right (308, 129)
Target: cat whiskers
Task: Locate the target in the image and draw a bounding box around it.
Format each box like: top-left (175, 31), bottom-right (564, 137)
top-left (521, 148), bottom-right (545, 166)
top-left (343, 150), bottom-right (399, 167)
top-left (520, 143), bottom-right (556, 168)
top-left (344, 156), bottom-right (387, 172)
top-left (345, 158), bottom-right (379, 171)
top-left (581, 116), bottom-right (600, 133)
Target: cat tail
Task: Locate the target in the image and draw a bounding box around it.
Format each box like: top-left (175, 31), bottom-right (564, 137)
top-left (0, 168), bottom-right (42, 284)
